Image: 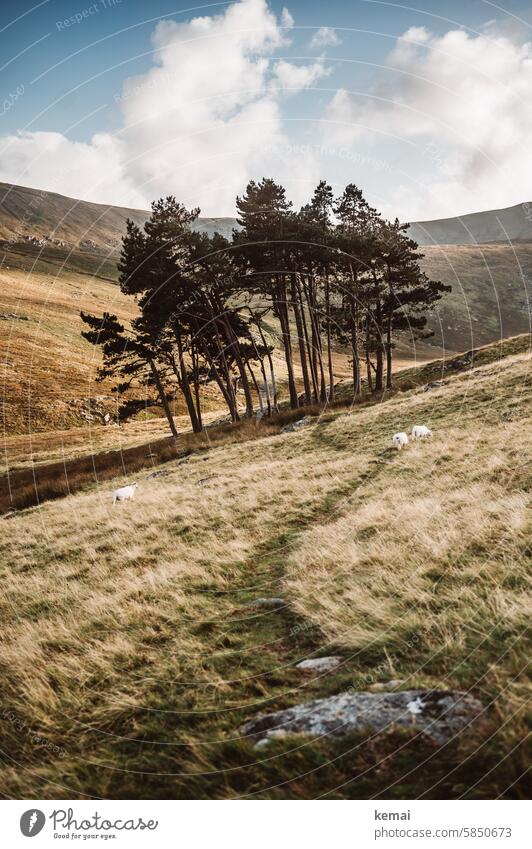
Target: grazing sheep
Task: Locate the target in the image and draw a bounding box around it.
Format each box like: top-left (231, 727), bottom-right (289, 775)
top-left (392, 432), bottom-right (409, 450)
top-left (112, 483), bottom-right (138, 505)
top-left (412, 424), bottom-right (433, 440)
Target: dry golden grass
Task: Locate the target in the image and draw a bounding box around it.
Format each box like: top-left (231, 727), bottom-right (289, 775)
top-left (0, 345), bottom-right (530, 798)
top-left (0, 262), bottom-right (225, 435)
top-left (1, 263), bottom-right (136, 433)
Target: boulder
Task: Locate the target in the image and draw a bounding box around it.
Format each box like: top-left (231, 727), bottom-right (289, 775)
top-left (423, 380), bottom-right (445, 391)
top-left (239, 689), bottom-right (484, 747)
top-left (282, 416), bottom-right (313, 434)
top-left (296, 657), bottom-right (342, 673)
top-left (244, 597), bottom-right (285, 610)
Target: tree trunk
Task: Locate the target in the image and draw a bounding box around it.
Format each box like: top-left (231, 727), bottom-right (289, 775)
top-left (291, 274), bottom-right (312, 404)
top-left (325, 274), bottom-right (334, 402)
top-left (386, 312), bottom-right (393, 389)
top-left (174, 330), bottom-right (201, 432)
top-left (199, 335), bottom-right (239, 422)
top-left (276, 284), bottom-right (299, 408)
top-left (349, 296), bottom-right (361, 397)
top-left (249, 333), bottom-right (271, 416)
top-left (191, 341), bottom-right (203, 431)
top-left (246, 361), bottom-right (263, 411)
top-left (149, 359), bottom-right (178, 438)
top-left (298, 276), bottom-right (319, 400)
top-left (365, 318), bottom-right (373, 392)
top-left (251, 312), bottom-right (277, 413)
top-left (375, 298), bottom-right (384, 391)
top-left (220, 315), bottom-right (254, 417)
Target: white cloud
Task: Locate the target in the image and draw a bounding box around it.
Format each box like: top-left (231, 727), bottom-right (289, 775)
top-left (0, 131), bottom-right (145, 208)
top-left (281, 7), bottom-right (294, 29)
top-left (309, 26), bottom-right (341, 49)
top-left (0, 0), bottom-right (324, 214)
top-left (271, 59), bottom-right (329, 94)
top-left (324, 25), bottom-right (532, 218)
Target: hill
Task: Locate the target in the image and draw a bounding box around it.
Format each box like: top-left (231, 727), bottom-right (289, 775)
top-left (0, 182), bottom-right (236, 248)
top-left (0, 336), bottom-right (529, 799)
top-left (409, 201), bottom-right (532, 245)
top-left (3, 182), bottom-right (532, 248)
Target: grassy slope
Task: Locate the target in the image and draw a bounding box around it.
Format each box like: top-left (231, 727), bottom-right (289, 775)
top-left (0, 338), bottom-right (530, 799)
top-left (421, 242), bottom-right (532, 351)
top-left (0, 246), bottom-right (230, 434)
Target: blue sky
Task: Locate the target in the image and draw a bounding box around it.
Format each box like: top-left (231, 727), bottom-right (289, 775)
top-left (1, 0), bottom-right (532, 218)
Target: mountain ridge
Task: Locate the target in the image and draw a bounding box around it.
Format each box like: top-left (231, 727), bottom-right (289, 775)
top-left (1, 181), bottom-right (532, 248)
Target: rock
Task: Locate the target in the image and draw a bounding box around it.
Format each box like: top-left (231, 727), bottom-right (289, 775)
top-left (244, 598), bottom-right (285, 610)
top-left (296, 657), bottom-right (342, 673)
top-left (0, 312), bottom-right (29, 321)
top-left (423, 380), bottom-right (445, 392)
top-left (282, 416), bottom-right (313, 434)
top-left (238, 689), bottom-right (484, 747)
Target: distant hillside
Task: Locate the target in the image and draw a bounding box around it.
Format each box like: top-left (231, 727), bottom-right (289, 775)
top-left (408, 202), bottom-right (532, 245)
top-left (2, 182), bottom-right (532, 249)
top-left (0, 182), bottom-right (236, 249)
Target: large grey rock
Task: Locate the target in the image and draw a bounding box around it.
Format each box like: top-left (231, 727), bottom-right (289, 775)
top-left (239, 689), bottom-right (484, 747)
top-left (244, 598), bottom-right (285, 610)
top-left (423, 380), bottom-right (446, 392)
top-left (296, 657), bottom-right (342, 673)
top-left (282, 416), bottom-right (313, 434)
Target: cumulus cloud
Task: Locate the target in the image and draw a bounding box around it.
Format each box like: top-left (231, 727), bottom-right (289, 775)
top-left (310, 27), bottom-right (341, 49)
top-left (324, 25), bottom-right (532, 218)
top-left (0, 0), bottom-right (324, 214)
top-left (271, 59), bottom-right (329, 93)
top-left (0, 131), bottom-right (146, 208)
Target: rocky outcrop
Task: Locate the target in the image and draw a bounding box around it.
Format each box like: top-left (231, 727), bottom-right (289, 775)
top-left (281, 416), bottom-right (313, 434)
top-left (244, 598), bottom-right (286, 610)
top-left (239, 689), bottom-right (484, 747)
top-left (296, 657), bottom-right (342, 673)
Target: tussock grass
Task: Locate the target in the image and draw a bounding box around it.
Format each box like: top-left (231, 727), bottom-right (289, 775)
top-left (0, 342), bottom-right (530, 799)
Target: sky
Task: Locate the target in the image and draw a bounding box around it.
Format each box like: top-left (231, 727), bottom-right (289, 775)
top-left (1, 0), bottom-right (532, 220)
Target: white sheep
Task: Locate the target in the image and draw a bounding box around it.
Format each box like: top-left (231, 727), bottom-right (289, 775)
top-left (392, 432), bottom-right (409, 450)
top-left (411, 424), bottom-right (433, 440)
top-left (112, 482), bottom-right (138, 505)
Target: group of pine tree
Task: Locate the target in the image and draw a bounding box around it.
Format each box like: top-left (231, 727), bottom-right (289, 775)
top-left (81, 179), bottom-right (450, 435)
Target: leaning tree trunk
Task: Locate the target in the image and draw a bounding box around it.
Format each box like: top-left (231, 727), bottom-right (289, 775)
top-left (249, 333), bottom-right (271, 416)
top-left (375, 298), bottom-right (384, 391)
top-left (325, 274), bottom-right (334, 402)
top-left (174, 330), bottom-right (201, 433)
top-left (148, 359), bottom-right (178, 438)
top-left (191, 340), bottom-right (203, 431)
top-left (298, 276), bottom-right (319, 400)
top-left (276, 283), bottom-right (299, 408)
top-left (386, 311), bottom-right (393, 389)
top-left (219, 315), bottom-right (254, 418)
top-left (250, 311), bottom-right (278, 413)
top-left (349, 296), bottom-right (361, 397)
top-left (365, 317), bottom-right (373, 393)
top-left (291, 274), bottom-right (312, 405)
